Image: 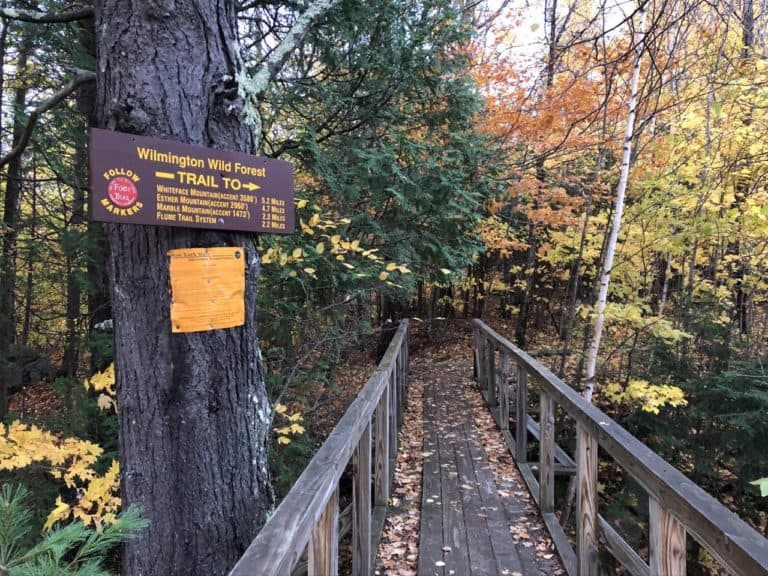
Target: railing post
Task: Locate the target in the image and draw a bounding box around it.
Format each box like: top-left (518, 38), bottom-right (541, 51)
top-left (394, 362), bottom-right (403, 427)
top-left (353, 423), bottom-right (372, 576)
top-left (515, 365), bottom-right (528, 463)
top-left (498, 353), bottom-right (510, 430)
top-left (488, 344), bottom-right (498, 408)
top-left (403, 330), bottom-right (409, 399)
top-left (389, 369), bottom-right (398, 461)
top-left (476, 334), bottom-right (483, 387)
top-left (576, 424), bottom-right (598, 576)
top-left (539, 390), bottom-right (555, 514)
top-left (649, 497), bottom-right (685, 576)
top-left (473, 325), bottom-right (480, 379)
top-left (476, 333), bottom-right (484, 389)
top-left (374, 381), bottom-right (390, 506)
top-left (485, 340), bottom-right (495, 406)
top-left (309, 487), bottom-right (339, 576)
top-left (404, 325), bottom-right (409, 375)
top-left (399, 341), bottom-right (408, 410)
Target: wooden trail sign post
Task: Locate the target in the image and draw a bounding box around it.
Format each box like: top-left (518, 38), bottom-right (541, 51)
top-left (89, 128), bottom-right (294, 234)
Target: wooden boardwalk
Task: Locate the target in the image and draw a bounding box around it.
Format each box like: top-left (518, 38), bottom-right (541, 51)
top-left (418, 371), bottom-right (547, 576)
top-left (235, 321), bottom-right (768, 576)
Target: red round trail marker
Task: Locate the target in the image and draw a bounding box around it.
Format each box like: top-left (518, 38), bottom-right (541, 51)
top-left (107, 176), bottom-right (139, 207)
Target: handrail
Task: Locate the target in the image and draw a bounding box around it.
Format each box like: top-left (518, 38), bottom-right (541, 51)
top-left (473, 319), bottom-right (768, 576)
top-left (230, 320), bottom-right (409, 576)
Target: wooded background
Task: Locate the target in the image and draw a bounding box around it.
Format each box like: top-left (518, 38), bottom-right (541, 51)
top-left (0, 0), bottom-right (766, 574)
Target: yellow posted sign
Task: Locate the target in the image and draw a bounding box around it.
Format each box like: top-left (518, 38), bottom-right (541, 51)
top-left (168, 247), bottom-right (245, 333)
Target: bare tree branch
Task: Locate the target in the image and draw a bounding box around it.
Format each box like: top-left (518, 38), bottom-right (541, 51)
top-left (263, 0), bottom-right (342, 85)
top-left (237, 0), bottom-right (342, 147)
top-left (0, 6), bottom-right (93, 24)
top-left (0, 70), bottom-right (96, 169)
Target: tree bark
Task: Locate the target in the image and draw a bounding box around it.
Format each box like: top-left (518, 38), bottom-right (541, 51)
top-left (21, 163), bottom-right (36, 347)
top-left (0, 34), bottom-right (30, 418)
top-left (95, 2), bottom-right (270, 574)
top-left (562, 2), bottom-right (647, 523)
top-left (514, 219), bottom-right (538, 348)
top-left (557, 186), bottom-right (593, 378)
top-left (62, 18), bottom-right (99, 379)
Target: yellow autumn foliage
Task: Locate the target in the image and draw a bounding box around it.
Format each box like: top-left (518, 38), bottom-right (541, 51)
top-left (84, 363), bottom-right (117, 411)
top-left (273, 403), bottom-right (305, 445)
top-left (258, 200), bottom-right (411, 284)
top-left (0, 420), bottom-right (121, 529)
top-left (1, 366), bottom-right (125, 529)
top-left (603, 380), bottom-right (688, 415)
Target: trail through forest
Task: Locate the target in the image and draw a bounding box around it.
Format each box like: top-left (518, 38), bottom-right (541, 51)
top-left (375, 320), bottom-right (564, 576)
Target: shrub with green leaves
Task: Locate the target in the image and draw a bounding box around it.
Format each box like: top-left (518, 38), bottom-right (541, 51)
top-left (0, 484), bottom-right (146, 576)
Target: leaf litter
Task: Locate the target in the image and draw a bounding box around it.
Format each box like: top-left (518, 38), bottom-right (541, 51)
top-left (374, 319), bottom-right (564, 575)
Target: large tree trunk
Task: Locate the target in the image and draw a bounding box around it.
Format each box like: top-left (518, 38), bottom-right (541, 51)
top-left (62, 18), bottom-right (98, 379)
top-left (95, 2), bottom-right (271, 574)
top-left (514, 219), bottom-right (537, 348)
top-left (20, 164), bottom-right (36, 347)
top-left (76, 17), bottom-right (112, 374)
top-left (0, 35), bottom-right (30, 418)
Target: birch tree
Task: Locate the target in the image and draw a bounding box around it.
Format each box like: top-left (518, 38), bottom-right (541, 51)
top-left (583, 1), bottom-right (648, 401)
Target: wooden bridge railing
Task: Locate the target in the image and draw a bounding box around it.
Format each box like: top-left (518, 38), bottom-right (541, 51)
top-left (473, 319), bottom-right (768, 576)
top-left (230, 320), bottom-right (409, 576)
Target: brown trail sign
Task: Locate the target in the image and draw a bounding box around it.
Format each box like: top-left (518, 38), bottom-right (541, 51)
top-left (89, 128), bottom-right (294, 234)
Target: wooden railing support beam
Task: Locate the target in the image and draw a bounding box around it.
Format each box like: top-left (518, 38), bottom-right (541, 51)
top-left (389, 370), bottom-right (398, 461)
top-left (309, 488), bottom-right (339, 576)
top-left (353, 423), bottom-right (372, 576)
top-left (399, 343), bottom-right (408, 411)
top-left (515, 365), bottom-right (528, 463)
top-left (539, 391), bottom-right (555, 514)
top-left (498, 353), bottom-right (510, 431)
top-left (649, 497), bottom-right (685, 576)
top-left (374, 385), bottom-right (390, 507)
top-left (576, 424), bottom-right (598, 576)
top-left (485, 340), bottom-right (496, 407)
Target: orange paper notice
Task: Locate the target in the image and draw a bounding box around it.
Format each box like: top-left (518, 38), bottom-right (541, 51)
top-left (168, 247), bottom-right (245, 333)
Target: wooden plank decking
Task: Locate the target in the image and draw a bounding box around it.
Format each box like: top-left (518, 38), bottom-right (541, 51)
top-left (418, 374), bottom-right (528, 576)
